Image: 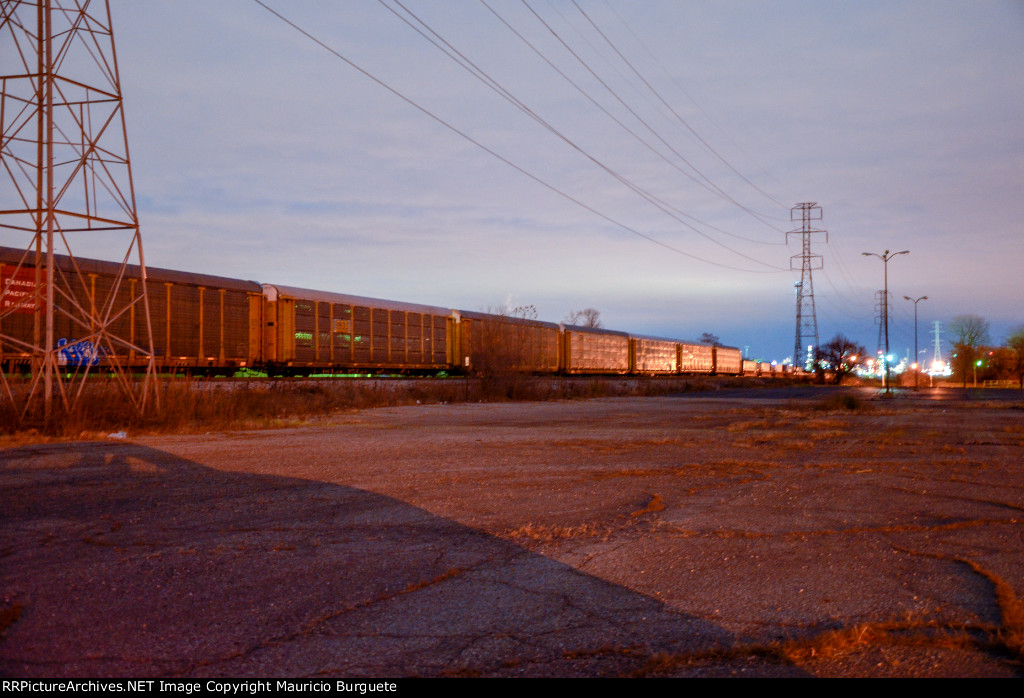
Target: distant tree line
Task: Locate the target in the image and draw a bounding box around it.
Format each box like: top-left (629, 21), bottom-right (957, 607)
top-left (817, 316), bottom-right (1024, 388)
top-left (815, 334), bottom-right (866, 385)
top-left (948, 314), bottom-right (1024, 388)
top-left (564, 308), bottom-right (602, 328)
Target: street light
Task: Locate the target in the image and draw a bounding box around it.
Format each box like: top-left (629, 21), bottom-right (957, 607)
top-left (863, 249), bottom-right (909, 394)
top-left (903, 295), bottom-right (928, 390)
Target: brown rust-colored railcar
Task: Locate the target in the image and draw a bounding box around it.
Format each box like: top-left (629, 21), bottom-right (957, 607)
top-left (630, 335), bottom-right (679, 374)
top-left (563, 325), bottom-right (630, 374)
top-left (2, 247), bottom-right (751, 379)
top-left (262, 284), bottom-right (452, 372)
top-left (454, 310), bottom-right (560, 374)
top-left (678, 341), bottom-right (715, 374)
top-left (0, 246), bottom-right (262, 372)
top-left (712, 346), bottom-right (743, 375)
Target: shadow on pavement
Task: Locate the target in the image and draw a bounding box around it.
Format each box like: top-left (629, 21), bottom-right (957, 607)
top-left (0, 441), bottom-right (802, 677)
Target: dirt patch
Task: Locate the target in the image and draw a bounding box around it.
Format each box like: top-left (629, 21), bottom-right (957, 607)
top-left (1, 393), bottom-right (1021, 677)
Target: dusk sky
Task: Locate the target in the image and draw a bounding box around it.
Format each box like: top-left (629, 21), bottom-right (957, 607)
top-left (99, 0), bottom-right (1023, 362)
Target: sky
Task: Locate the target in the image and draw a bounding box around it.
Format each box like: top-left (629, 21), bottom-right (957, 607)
top-left (62, 1), bottom-right (1024, 361)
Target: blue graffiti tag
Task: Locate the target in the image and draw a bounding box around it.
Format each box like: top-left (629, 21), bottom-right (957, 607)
top-left (56, 338), bottom-right (105, 367)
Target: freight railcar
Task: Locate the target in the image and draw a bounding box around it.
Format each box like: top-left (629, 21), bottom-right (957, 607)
top-left (2, 247), bottom-right (757, 379)
top-left (679, 341), bottom-right (716, 374)
top-left (262, 284), bottom-right (453, 373)
top-left (563, 325), bottom-right (630, 374)
top-left (454, 310), bottom-right (560, 374)
top-left (0, 247), bottom-right (262, 373)
top-left (712, 346), bottom-right (743, 375)
top-left (630, 335), bottom-right (679, 374)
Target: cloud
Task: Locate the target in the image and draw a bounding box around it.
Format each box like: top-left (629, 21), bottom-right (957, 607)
top-left (99, 0), bottom-right (1024, 360)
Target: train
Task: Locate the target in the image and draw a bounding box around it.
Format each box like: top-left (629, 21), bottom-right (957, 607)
top-left (0, 246), bottom-right (786, 378)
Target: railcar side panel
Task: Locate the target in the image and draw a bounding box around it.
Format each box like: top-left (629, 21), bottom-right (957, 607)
top-left (1, 248), bottom-right (261, 371)
top-left (713, 346), bottom-right (743, 375)
top-left (264, 284), bottom-right (451, 372)
top-left (679, 342), bottom-right (714, 374)
top-left (456, 311), bottom-right (560, 374)
top-left (564, 327), bottom-right (629, 373)
top-left (631, 337), bottom-right (678, 374)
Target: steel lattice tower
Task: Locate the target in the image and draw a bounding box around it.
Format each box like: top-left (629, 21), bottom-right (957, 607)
top-left (788, 203), bottom-right (827, 368)
top-left (0, 0), bottom-right (156, 423)
top-left (874, 289), bottom-right (889, 362)
top-left (931, 320), bottom-right (943, 370)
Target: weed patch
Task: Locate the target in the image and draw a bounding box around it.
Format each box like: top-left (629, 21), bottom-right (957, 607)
top-left (0, 604), bottom-right (23, 638)
top-left (814, 394), bottom-right (866, 412)
top-left (630, 493), bottom-right (665, 517)
top-left (0, 375), bottom-right (746, 437)
top-left (507, 522), bottom-right (611, 542)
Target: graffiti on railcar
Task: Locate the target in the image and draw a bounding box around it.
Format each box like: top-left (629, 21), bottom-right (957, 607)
top-left (56, 338), bottom-right (106, 367)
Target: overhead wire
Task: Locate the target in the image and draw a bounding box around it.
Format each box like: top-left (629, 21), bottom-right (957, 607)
top-left (478, 0), bottom-right (782, 247)
top-left (249, 0), bottom-right (786, 274)
top-left (557, 1), bottom-right (881, 347)
top-left (519, 0), bottom-right (786, 234)
top-left (379, 0), bottom-right (786, 269)
top-left (571, 0), bottom-right (788, 213)
top-left (600, 0), bottom-right (798, 210)
top-left (552, 6), bottom-right (883, 354)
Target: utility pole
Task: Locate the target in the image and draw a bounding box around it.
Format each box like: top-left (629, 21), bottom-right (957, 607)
top-left (903, 295), bottom-right (928, 390)
top-left (788, 203), bottom-right (827, 370)
top-left (0, 0), bottom-right (157, 424)
top-left (862, 249), bottom-right (909, 394)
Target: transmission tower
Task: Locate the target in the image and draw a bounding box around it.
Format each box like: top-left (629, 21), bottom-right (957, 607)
top-left (874, 290), bottom-right (889, 363)
top-left (931, 321), bottom-right (944, 370)
top-left (0, 0), bottom-right (156, 423)
top-left (788, 203), bottom-right (827, 368)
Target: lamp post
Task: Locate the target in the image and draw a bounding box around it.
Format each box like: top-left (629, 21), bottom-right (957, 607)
top-left (903, 295), bottom-right (928, 390)
top-left (863, 249), bottom-right (909, 394)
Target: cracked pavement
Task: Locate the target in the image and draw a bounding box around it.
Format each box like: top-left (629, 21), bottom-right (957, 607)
top-left (1, 390), bottom-right (1022, 677)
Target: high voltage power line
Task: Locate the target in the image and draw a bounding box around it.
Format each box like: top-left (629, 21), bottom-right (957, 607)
top-left (380, 0), bottom-right (783, 268)
top-left (569, 0), bottom-right (787, 213)
top-left (250, 0), bottom-right (789, 274)
top-left (517, 0), bottom-right (784, 232)
top-left (598, 0), bottom-right (796, 216)
top-left (477, 0), bottom-right (782, 246)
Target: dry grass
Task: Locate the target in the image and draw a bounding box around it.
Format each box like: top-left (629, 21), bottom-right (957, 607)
top-left (629, 493), bottom-right (666, 517)
top-left (953, 557), bottom-right (1024, 661)
top-left (1, 377), bottom-right (470, 436)
top-left (0, 375), bottom-right (731, 437)
top-left (506, 522), bottom-right (612, 542)
top-left (813, 394), bottom-right (868, 412)
top-left (0, 604), bottom-right (23, 638)
top-left (629, 614), bottom-right (1009, 677)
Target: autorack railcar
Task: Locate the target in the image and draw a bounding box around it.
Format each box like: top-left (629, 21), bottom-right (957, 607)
top-left (562, 325), bottom-right (630, 374)
top-left (262, 284), bottom-right (453, 374)
top-left (712, 346), bottom-right (743, 375)
top-left (453, 309), bottom-right (561, 374)
top-left (0, 246), bottom-right (262, 373)
top-left (630, 335), bottom-right (680, 374)
top-left (0, 246), bottom-right (754, 378)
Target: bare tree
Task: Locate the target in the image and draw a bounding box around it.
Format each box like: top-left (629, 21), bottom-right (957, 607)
top-left (1006, 325), bottom-right (1024, 389)
top-left (949, 314), bottom-right (990, 388)
top-left (699, 332), bottom-right (720, 347)
top-left (815, 334), bottom-right (866, 385)
top-left (564, 308), bottom-right (602, 328)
